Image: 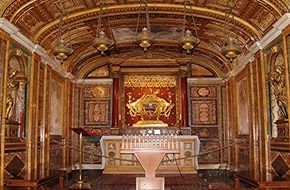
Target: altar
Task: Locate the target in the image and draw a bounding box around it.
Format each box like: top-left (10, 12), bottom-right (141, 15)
top-left (100, 134), bottom-right (200, 174)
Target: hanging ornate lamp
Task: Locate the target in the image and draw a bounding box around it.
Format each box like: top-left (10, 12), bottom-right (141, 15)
top-left (179, 0), bottom-right (200, 54)
top-left (220, 0), bottom-right (242, 62)
top-left (52, 1), bottom-right (73, 62)
top-left (93, 0), bottom-right (114, 55)
top-left (221, 36), bottom-right (242, 61)
top-left (135, 0), bottom-right (153, 52)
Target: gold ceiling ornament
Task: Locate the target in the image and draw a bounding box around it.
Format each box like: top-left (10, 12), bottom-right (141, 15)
top-left (52, 0), bottom-right (73, 62)
top-left (220, 0), bottom-right (242, 62)
top-left (93, 0), bottom-right (114, 55)
top-left (179, 0), bottom-right (200, 54)
top-left (134, 0), bottom-right (153, 52)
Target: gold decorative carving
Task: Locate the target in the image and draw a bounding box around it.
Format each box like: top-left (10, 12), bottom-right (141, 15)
top-left (126, 89), bottom-right (174, 127)
top-left (124, 75), bottom-right (176, 88)
top-left (267, 52), bottom-right (287, 120)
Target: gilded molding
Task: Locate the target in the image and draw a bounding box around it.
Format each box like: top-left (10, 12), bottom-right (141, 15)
top-left (33, 4), bottom-right (261, 42)
top-left (258, 0), bottom-right (283, 17)
top-left (124, 75), bottom-right (176, 88)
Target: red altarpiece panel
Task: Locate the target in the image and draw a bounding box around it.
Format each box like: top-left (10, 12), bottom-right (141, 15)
top-left (123, 75), bottom-right (178, 127)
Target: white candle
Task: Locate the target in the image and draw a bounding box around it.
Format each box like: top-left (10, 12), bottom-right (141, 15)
top-left (168, 135), bottom-right (170, 149)
top-left (125, 135), bottom-right (128, 149)
top-left (171, 134), bottom-right (174, 149)
top-left (175, 135), bottom-right (178, 150)
top-left (121, 135), bottom-right (125, 149)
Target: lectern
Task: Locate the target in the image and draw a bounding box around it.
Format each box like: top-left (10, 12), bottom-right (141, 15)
top-left (71, 128), bottom-right (91, 184)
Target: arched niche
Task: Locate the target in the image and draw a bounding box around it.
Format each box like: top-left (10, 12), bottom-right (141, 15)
top-left (267, 46), bottom-right (287, 139)
top-left (6, 53), bottom-right (28, 138)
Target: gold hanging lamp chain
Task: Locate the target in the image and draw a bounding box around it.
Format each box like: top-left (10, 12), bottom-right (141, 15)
top-left (145, 0), bottom-right (150, 32)
top-left (232, 11), bottom-right (241, 46)
top-left (56, 1), bottom-right (65, 42)
top-left (105, 0), bottom-right (114, 40)
top-left (135, 0), bottom-right (143, 37)
top-left (224, 0), bottom-right (239, 40)
top-left (182, 0), bottom-right (187, 35)
top-left (189, 1), bottom-right (199, 40)
top-left (97, 0), bottom-right (104, 35)
top-left (62, 0), bottom-right (74, 50)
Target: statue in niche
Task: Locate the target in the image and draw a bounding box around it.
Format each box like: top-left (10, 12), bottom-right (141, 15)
top-left (5, 67), bottom-right (19, 122)
top-left (267, 53), bottom-right (288, 121)
top-left (6, 94), bottom-right (14, 120)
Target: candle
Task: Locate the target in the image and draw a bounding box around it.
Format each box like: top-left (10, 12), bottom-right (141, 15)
top-left (121, 135), bottom-right (125, 149)
top-left (175, 135), bottom-right (178, 150)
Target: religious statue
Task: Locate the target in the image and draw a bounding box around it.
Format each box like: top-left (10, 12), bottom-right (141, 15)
top-left (5, 67), bottom-right (19, 121)
top-left (267, 55), bottom-right (288, 120)
top-left (6, 94), bottom-right (14, 120)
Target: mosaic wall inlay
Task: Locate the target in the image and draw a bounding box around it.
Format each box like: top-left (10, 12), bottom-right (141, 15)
top-left (271, 152), bottom-right (290, 178)
top-left (5, 155), bottom-right (25, 177)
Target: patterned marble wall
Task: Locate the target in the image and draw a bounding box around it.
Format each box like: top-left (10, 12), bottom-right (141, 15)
top-left (83, 85), bottom-right (112, 127)
top-left (189, 86), bottom-right (218, 138)
top-left (188, 82), bottom-right (223, 165)
top-left (4, 152), bottom-right (26, 179)
top-left (72, 82), bottom-right (112, 165)
top-left (271, 151), bottom-right (290, 179)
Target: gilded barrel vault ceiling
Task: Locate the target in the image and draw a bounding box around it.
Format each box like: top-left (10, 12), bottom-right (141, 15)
top-left (0, 0), bottom-right (289, 77)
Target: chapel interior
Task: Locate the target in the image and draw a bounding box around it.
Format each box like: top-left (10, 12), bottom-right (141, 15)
top-left (0, 0), bottom-right (290, 189)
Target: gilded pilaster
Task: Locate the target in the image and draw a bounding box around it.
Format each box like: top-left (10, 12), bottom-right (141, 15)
top-left (40, 64), bottom-right (49, 177)
top-left (282, 25), bottom-right (290, 149)
top-left (46, 66), bottom-right (52, 173)
top-left (26, 53), bottom-right (35, 180)
top-left (217, 85), bottom-right (223, 165)
top-left (33, 55), bottom-right (41, 178)
top-left (249, 61), bottom-right (259, 180)
top-left (0, 31), bottom-right (10, 187)
top-left (259, 50), bottom-right (270, 181)
top-left (230, 77), bottom-right (239, 170)
top-left (62, 79), bottom-right (71, 169)
top-left (225, 82), bottom-right (231, 167)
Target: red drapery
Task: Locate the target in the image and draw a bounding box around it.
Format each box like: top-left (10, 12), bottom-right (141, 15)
top-left (112, 78), bottom-right (120, 127)
top-left (180, 78), bottom-right (188, 127)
